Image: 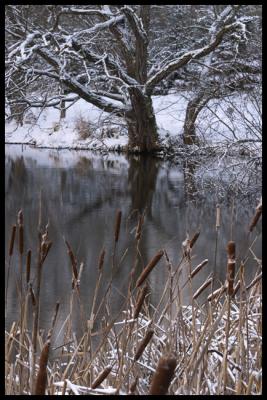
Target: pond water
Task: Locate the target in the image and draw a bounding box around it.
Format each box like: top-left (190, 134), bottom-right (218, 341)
top-left (5, 144), bottom-right (261, 338)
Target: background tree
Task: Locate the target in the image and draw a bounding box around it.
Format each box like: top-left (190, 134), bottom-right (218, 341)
top-left (5, 5), bottom-right (254, 152)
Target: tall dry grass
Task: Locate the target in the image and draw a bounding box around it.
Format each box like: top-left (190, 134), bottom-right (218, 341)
top-left (5, 204), bottom-right (262, 395)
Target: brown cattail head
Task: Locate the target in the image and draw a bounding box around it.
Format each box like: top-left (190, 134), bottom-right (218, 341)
top-left (8, 225), bottom-right (16, 257)
top-left (134, 329), bottom-right (154, 361)
top-left (227, 241), bottom-right (235, 260)
top-left (189, 230), bottom-right (200, 249)
top-left (98, 248), bottom-right (105, 271)
top-left (136, 250), bottom-right (164, 288)
top-left (130, 377), bottom-right (138, 393)
top-left (91, 365), bottom-right (112, 389)
top-left (133, 285), bottom-right (149, 319)
top-left (26, 249), bottom-right (31, 284)
top-left (249, 198), bottom-right (262, 232)
top-left (114, 210), bottom-right (122, 243)
top-left (35, 341), bottom-right (50, 395)
top-left (149, 353), bottom-right (177, 395)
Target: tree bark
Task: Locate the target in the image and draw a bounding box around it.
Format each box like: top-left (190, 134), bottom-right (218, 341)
top-left (126, 88), bottom-right (159, 152)
top-left (183, 90), bottom-right (214, 145)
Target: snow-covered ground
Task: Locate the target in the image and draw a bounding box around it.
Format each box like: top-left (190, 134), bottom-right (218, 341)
top-left (5, 92), bottom-right (261, 151)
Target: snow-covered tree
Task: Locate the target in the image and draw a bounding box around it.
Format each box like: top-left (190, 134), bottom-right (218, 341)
top-left (5, 5), bottom-right (253, 152)
top-left (180, 5), bottom-right (261, 144)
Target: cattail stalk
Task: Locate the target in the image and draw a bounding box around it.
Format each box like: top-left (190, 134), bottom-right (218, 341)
top-left (149, 354), bottom-right (177, 395)
top-left (134, 329), bottom-right (154, 361)
top-left (26, 249), bottom-right (31, 284)
top-left (133, 285), bottom-right (148, 319)
top-left (136, 250), bottom-right (164, 287)
top-left (114, 210), bottom-right (122, 243)
top-left (91, 365), bottom-right (112, 389)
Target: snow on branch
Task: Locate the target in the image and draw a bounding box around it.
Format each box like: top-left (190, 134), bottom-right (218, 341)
top-left (34, 47), bottom-right (126, 116)
top-left (120, 6), bottom-right (147, 42)
top-left (146, 20), bottom-right (247, 94)
top-left (72, 15), bottom-right (125, 39)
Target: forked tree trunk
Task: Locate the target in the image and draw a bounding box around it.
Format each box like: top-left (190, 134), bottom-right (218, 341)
top-left (183, 90), bottom-right (214, 145)
top-left (126, 88), bottom-right (159, 153)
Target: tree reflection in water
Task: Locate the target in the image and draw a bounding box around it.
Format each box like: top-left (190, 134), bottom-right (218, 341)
top-left (5, 146), bottom-right (261, 339)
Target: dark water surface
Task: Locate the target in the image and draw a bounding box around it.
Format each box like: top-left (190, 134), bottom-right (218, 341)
top-left (5, 144), bottom-right (261, 338)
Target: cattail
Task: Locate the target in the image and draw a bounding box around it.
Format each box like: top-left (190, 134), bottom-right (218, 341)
top-left (130, 377), bottom-right (138, 393)
top-left (227, 241), bottom-right (236, 296)
top-left (26, 249), bottom-right (31, 284)
top-left (134, 329), bottom-right (154, 361)
top-left (98, 248), bottom-right (105, 271)
top-left (114, 210), bottom-right (122, 243)
top-left (193, 277), bottom-right (212, 300)
top-left (133, 285), bottom-right (149, 319)
top-left (35, 341), bottom-right (50, 395)
top-left (136, 250), bottom-right (164, 288)
top-left (216, 204), bottom-right (221, 229)
top-left (149, 353), bottom-right (177, 395)
top-left (91, 365), bottom-right (112, 389)
top-left (65, 240), bottom-right (78, 280)
top-left (227, 241), bottom-right (235, 260)
top-left (249, 198), bottom-right (262, 232)
top-left (189, 230), bottom-right (200, 249)
top-left (8, 225), bottom-right (16, 257)
top-left (189, 259), bottom-right (208, 279)
top-left (135, 215), bottom-right (144, 241)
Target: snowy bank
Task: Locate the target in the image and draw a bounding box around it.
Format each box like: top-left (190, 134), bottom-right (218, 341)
top-left (5, 92), bottom-right (261, 152)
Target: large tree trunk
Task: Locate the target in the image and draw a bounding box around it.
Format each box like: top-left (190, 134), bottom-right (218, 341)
top-left (126, 88), bottom-right (159, 152)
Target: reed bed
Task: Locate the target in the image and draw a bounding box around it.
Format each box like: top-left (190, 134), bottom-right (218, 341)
top-left (5, 206), bottom-right (262, 395)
